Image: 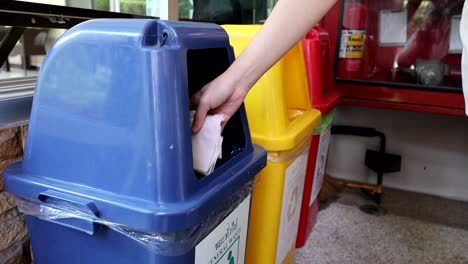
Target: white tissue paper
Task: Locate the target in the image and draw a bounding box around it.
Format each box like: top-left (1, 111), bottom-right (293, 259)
top-left (190, 111), bottom-right (224, 175)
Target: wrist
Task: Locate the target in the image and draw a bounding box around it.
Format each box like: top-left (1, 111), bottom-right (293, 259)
top-left (227, 56), bottom-right (261, 95)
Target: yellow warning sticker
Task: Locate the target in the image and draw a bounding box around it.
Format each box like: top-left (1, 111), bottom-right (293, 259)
top-left (339, 30), bottom-right (366, 59)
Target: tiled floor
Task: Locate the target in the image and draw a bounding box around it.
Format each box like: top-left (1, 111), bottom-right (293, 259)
top-left (296, 188), bottom-right (468, 263)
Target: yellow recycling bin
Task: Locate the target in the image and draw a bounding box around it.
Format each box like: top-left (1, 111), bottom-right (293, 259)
top-left (223, 25), bottom-right (321, 264)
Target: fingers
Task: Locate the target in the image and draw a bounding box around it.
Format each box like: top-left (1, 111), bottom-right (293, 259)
top-left (190, 90), bottom-right (202, 109)
top-left (192, 95), bottom-right (210, 133)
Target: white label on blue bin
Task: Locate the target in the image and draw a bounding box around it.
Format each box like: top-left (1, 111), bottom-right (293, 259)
top-left (195, 194), bottom-right (251, 264)
top-left (310, 124), bottom-right (332, 206)
top-left (276, 148), bottom-right (309, 264)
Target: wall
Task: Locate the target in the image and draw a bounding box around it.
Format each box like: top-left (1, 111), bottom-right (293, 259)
top-left (327, 105), bottom-right (468, 202)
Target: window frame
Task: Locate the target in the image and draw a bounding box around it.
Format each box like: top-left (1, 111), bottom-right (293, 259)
top-left (0, 1), bottom-right (155, 129)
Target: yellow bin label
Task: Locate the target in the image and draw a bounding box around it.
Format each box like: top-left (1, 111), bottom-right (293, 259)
top-left (339, 30), bottom-right (366, 59)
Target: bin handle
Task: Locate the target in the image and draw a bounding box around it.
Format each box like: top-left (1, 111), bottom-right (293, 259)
top-left (37, 190), bottom-right (99, 235)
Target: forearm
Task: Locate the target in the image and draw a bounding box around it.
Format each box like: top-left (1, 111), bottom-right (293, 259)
top-left (229, 0), bottom-right (337, 91)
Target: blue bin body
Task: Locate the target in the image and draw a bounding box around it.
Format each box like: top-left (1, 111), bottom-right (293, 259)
top-left (4, 19), bottom-right (266, 263)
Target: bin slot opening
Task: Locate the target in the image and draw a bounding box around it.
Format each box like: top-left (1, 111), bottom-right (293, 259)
top-left (187, 48), bottom-right (247, 178)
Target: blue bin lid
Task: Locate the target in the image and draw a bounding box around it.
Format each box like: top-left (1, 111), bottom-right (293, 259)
top-left (4, 19), bottom-right (266, 233)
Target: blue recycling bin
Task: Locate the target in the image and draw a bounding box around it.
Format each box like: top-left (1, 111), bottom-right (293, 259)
top-left (4, 19), bottom-right (266, 264)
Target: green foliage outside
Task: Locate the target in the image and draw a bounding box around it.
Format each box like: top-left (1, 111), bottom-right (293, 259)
top-left (120, 0), bottom-right (146, 15)
top-left (179, 0), bottom-right (193, 18)
top-left (95, 0), bottom-right (110, 11)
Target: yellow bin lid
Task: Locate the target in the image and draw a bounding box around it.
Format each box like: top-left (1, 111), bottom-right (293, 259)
top-left (223, 25), bottom-right (321, 151)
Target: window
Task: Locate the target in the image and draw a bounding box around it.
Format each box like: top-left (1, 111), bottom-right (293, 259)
top-left (335, 0), bottom-right (465, 92)
top-left (1, 1), bottom-right (150, 81)
top-left (186, 0), bottom-right (269, 24)
top-left (0, 0), bottom-right (151, 126)
top-left (2, 0), bottom-right (276, 81)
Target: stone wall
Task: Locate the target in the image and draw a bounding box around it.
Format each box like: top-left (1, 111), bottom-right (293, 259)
top-left (0, 126), bottom-right (31, 264)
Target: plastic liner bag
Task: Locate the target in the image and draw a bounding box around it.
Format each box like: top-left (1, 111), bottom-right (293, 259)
top-left (266, 136), bottom-right (312, 163)
top-left (267, 111), bottom-right (335, 163)
top-left (312, 110), bottom-right (335, 136)
top-left (14, 180), bottom-right (254, 257)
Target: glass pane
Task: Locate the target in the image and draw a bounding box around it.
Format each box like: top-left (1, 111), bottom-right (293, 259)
top-left (336, 0), bottom-right (465, 90)
top-left (120, 0), bottom-right (146, 15)
top-left (69, 0), bottom-right (145, 15)
top-left (1, 0), bottom-right (147, 81)
top-left (16, 0), bottom-right (147, 15)
top-left (1, 26), bottom-right (56, 80)
top-left (184, 0), bottom-right (269, 24)
top-left (179, 0), bottom-right (194, 19)
top-left (2, 0), bottom-right (274, 81)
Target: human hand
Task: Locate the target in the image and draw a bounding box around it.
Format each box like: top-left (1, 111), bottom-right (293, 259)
top-left (191, 72), bottom-right (249, 133)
